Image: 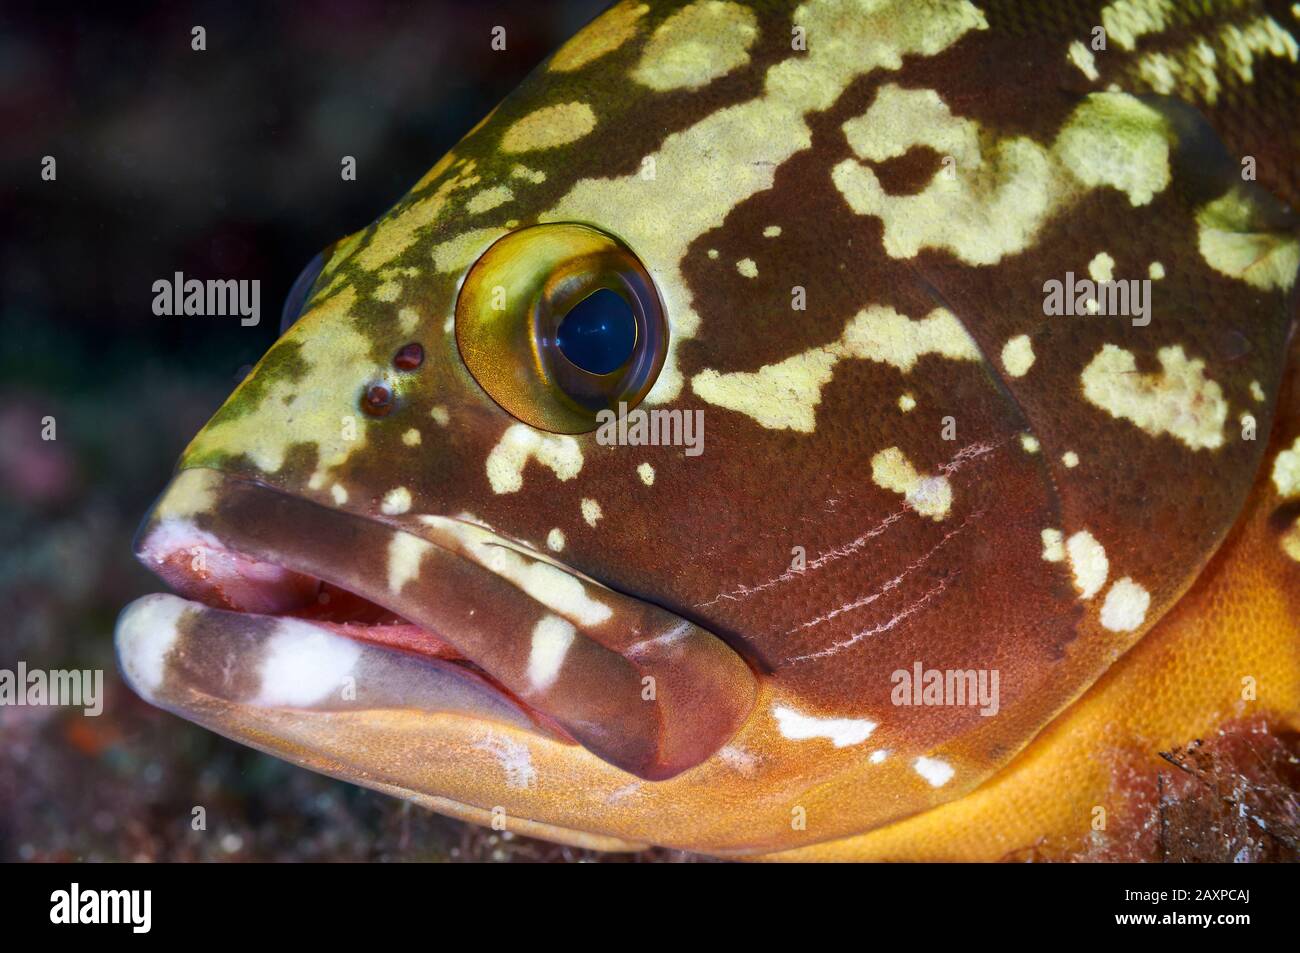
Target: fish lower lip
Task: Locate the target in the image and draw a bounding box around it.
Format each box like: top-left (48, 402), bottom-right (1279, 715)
top-left (116, 592), bottom-right (553, 736)
top-left (121, 468), bottom-right (758, 780)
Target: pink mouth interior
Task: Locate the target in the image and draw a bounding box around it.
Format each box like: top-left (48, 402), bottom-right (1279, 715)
top-left (291, 583), bottom-right (468, 662)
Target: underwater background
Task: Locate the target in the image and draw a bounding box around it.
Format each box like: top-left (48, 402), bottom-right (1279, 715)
top-left (0, 0), bottom-right (699, 862)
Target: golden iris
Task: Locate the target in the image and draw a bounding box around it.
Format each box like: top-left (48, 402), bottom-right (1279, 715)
top-left (455, 223), bottom-right (667, 433)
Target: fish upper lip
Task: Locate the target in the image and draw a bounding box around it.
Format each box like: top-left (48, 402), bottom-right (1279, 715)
top-left (125, 467), bottom-right (758, 781)
top-left (128, 478), bottom-right (588, 743)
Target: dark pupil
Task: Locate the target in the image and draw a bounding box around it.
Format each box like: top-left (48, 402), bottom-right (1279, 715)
top-left (555, 289), bottom-right (636, 375)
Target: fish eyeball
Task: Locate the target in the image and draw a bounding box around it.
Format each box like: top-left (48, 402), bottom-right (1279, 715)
top-left (454, 223), bottom-right (667, 434)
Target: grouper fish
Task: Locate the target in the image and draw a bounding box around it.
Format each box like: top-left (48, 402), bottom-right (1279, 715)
top-left (115, 0), bottom-right (1300, 859)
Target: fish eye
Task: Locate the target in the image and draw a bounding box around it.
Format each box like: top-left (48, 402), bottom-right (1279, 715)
top-left (279, 246), bottom-right (330, 335)
top-left (455, 223), bottom-right (666, 433)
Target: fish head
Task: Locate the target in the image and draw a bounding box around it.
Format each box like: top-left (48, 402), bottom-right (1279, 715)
top-left (116, 0), bottom-right (1300, 855)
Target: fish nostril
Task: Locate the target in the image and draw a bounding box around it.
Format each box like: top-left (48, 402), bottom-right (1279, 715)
top-left (393, 342), bottom-right (424, 370)
top-left (361, 384), bottom-right (394, 417)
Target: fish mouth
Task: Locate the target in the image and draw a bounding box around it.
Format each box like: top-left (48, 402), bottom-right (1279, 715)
top-left (115, 468), bottom-right (757, 782)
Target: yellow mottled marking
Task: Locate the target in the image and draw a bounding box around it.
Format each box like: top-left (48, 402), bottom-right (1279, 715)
top-left (544, 0), bottom-right (988, 404)
top-left (154, 468), bottom-right (221, 520)
top-left (431, 227), bottom-right (510, 274)
top-left (834, 90), bottom-right (1049, 265)
top-left (833, 89), bottom-right (1172, 265)
top-left (476, 546), bottom-right (606, 625)
top-left (510, 164), bottom-right (546, 184)
top-left (1001, 335), bottom-right (1034, 377)
top-left (1088, 251), bottom-right (1115, 283)
top-left (387, 533), bottom-right (432, 594)
top-left (1067, 530), bottom-right (1108, 600)
top-left (1062, 451), bottom-right (1080, 468)
top-left (402, 428), bottom-right (421, 447)
top-left (381, 487), bottom-right (412, 515)
top-left (581, 498), bottom-right (603, 527)
top-left (637, 462), bottom-right (655, 486)
top-left (1220, 17), bottom-right (1299, 83)
top-left (1099, 577), bottom-right (1150, 632)
top-left (1101, 0), bottom-right (1174, 51)
top-left (736, 257), bottom-right (758, 278)
top-left (840, 305), bottom-right (980, 369)
top-left (422, 517), bottom-right (611, 626)
top-left (1066, 40), bottom-right (1099, 81)
top-left (546, 528), bottom-right (566, 552)
top-left (1281, 520), bottom-right (1300, 562)
top-left (841, 84), bottom-right (979, 163)
top-left (1273, 438), bottom-right (1300, 498)
top-left (1054, 93), bottom-right (1172, 207)
top-left (1081, 344), bottom-right (1227, 450)
top-left (694, 349), bottom-right (838, 432)
top-left (1041, 528), bottom-right (1065, 563)
top-left (692, 305), bottom-right (979, 432)
top-left (486, 425), bottom-right (583, 495)
top-left (466, 185), bottom-right (514, 215)
top-left (319, 229), bottom-right (366, 282)
top-left (528, 615), bottom-right (577, 690)
top-left (631, 1), bottom-right (758, 91)
top-left (409, 150), bottom-right (458, 194)
top-left (373, 280), bottom-right (402, 302)
top-left (871, 446), bottom-right (952, 521)
top-left (550, 1), bottom-right (648, 72)
top-left (501, 102), bottom-right (596, 154)
top-left (1132, 16), bottom-right (1297, 106)
top-left (356, 164), bottom-right (479, 271)
top-left (898, 393), bottom-right (916, 412)
top-left (1196, 187), bottom-right (1299, 292)
top-left (1135, 43), bottom-right (1222, 105)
